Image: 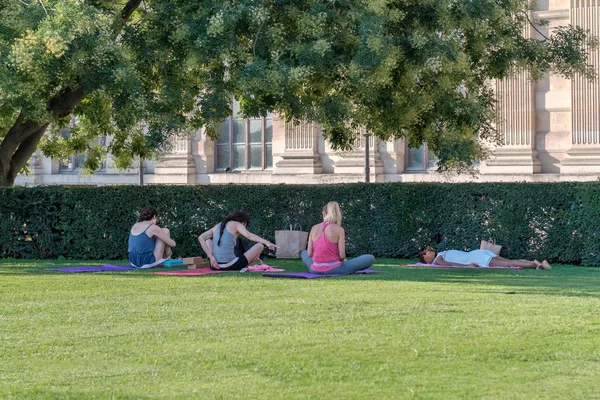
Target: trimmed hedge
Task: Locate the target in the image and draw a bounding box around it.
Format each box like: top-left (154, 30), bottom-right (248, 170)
top-left (1, 183), bottom-right (599, 265)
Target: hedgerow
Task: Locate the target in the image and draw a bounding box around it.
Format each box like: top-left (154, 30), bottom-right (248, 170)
top-left (1, 183), bottom-right (598, 265)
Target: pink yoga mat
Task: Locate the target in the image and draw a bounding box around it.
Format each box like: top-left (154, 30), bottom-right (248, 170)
top-left (152, 265), bottom-right (285, 276)
top-left (400, 263), bottom-right (523, 269)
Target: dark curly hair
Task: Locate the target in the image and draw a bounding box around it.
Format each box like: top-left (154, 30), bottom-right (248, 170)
top-left (217, 211), bottom-right (250, 246)
top-left (138, 207), bottom-right (158, 222)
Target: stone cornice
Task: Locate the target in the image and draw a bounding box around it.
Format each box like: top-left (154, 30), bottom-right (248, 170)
top-left (532, 9), bottom-right (570, 21)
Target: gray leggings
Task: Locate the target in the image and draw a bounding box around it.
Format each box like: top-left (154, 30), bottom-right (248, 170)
top-left (301, 250), bottom-right (375, 275)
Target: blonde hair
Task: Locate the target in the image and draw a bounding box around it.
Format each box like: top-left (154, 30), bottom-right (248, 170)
top-left (419, 247), bottom-right (436, 263)
top-left (322, 201), bottom-right (342, 226)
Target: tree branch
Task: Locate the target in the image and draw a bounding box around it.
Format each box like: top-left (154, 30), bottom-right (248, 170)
top-left (37, 0), bottom-right (48, 16)
top-left (121, 0), bottom-right (142, 22)
top-left (49, 86), bottom-right (86, 118)
top-left (111, 0), bottom-right (142, 36)
top-left (521, 11), bottom-right (549, 40)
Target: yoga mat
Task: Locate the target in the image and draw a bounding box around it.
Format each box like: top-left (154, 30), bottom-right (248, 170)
top-left (152, 265), bottom-right (285, 276)
top-left (47, 264), bottom-right (137, 272)
top-left (152, 268), bottom-right (232, 276)
top-left (400, 263), bottom-right (523, 269)
top-left (262, 269), bottom-right (382, 279)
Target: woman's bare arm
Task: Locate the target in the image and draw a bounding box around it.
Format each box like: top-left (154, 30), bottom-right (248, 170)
top-left (337, 227), bottom-right (346, 260)
top-left (198, 225), bottom-right (217, 261)
top-left (307, 225), bottom-right (316, 257)
top-left (150, 226), bottom-right (176, 247)
top-left (236, 222), bottom-right (277, 251)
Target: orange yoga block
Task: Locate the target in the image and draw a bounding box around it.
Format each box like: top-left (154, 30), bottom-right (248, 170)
top-left (183, 257), bottom-right (203, 265)
top-left (188, 261), bottom-right (210, 270)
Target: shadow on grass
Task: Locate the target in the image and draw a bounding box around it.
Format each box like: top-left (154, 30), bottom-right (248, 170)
top-left (2, 258), bottom-right (600, 298)
top-left (366, 261), bottom-right (600, 298)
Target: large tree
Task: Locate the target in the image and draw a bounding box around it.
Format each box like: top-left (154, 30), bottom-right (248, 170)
top-left (0, 0), bottom-right (596, 186)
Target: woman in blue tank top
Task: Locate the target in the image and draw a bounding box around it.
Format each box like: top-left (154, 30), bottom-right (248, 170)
top-left (198, 211), bottom-right (277, 270)
top-left (128, 207), bottom-right (177, 268)
top-left (420, 247), bottom-right (551, 269)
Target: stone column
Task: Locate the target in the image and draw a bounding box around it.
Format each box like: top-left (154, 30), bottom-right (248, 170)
top-left (30, 151), bottom-right (46, 186)
top-left (193, 128), bottom-right (214, 184)
top-left (484, 19), bottom-right (541, 174)
top-left (333, 127), bottom-right (384, 181)
top-left (273, 119), bottom-right (322, 174)
top-left (483, 19), bottom-right (540, 174)
top-left (379, 139), bottom-right (406, 182)
top-left (484, 69), bottom-right (541, 173)
top-left (153, 136), bottom-right (196, 184)
top-left (561, 0), bottom-right (600, 173)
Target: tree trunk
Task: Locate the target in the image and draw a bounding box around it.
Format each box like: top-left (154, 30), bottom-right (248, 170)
top-left (0, 115), bottom-right (50, 187)
top-left (0, 86), bottom-right (86, 187)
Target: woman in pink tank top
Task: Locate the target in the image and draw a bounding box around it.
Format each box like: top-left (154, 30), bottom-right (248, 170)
top-left (301, 201), bottom-right (375, 274)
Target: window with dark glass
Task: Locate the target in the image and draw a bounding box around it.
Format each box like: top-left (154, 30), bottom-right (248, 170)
top-left (216, 101), bottom-right (273, 171)
top-left (406, 143), bottom-right (438, 171)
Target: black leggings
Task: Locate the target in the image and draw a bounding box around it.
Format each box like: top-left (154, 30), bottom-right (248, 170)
top-left (211, 255), bottom-right (249, 271)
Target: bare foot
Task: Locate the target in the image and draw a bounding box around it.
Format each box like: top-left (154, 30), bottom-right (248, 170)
top-left (533, 260), bottom-right (542, 269)
top-left (541, 260), bottom-right (552, 270)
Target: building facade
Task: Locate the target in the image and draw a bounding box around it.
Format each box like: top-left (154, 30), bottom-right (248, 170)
top-left (16, 2), bottom-right (600, 186)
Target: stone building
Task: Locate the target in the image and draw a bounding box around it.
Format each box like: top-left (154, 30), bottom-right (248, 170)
top-left (16, 2), bottom-right (600, 186)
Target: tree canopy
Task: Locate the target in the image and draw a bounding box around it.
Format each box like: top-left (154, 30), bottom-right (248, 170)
top-left (0, 0), bottom-right (596, 185)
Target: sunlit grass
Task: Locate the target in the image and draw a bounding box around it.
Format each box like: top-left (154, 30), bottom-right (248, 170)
top-left (1, 259), bottom-right (599, 399)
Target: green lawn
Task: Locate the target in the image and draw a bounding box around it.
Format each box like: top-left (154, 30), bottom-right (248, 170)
top-left (1, 259), bottom-right (599, 399)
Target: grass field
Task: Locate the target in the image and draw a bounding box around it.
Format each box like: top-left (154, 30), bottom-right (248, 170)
top-left (1, 258), bottom-right (600, 399)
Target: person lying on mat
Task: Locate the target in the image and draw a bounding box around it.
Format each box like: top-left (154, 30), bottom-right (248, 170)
top-left (198, 211), bottom-right (277, 271)
top-left (301, 201), bottom-right (375, 275)
top-left (128, 207), bottom-right (176, 268)
top-left (419, 247), bottom-right (552, 269)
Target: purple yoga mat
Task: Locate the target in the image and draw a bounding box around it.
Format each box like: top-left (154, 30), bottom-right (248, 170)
top-left (262, 269), bottom-right (382, 279)
top-left (47, 264), bottom-right (137, 272)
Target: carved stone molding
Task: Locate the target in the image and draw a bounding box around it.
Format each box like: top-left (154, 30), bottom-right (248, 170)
top-left (274, 120), bottom-right (322, 174)
top-left (532, 9), bottom-right (569, 20)
top-left (154, 137), bottom-right (196, 184)
top-left (333, 127), bottom-right (384, 180)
